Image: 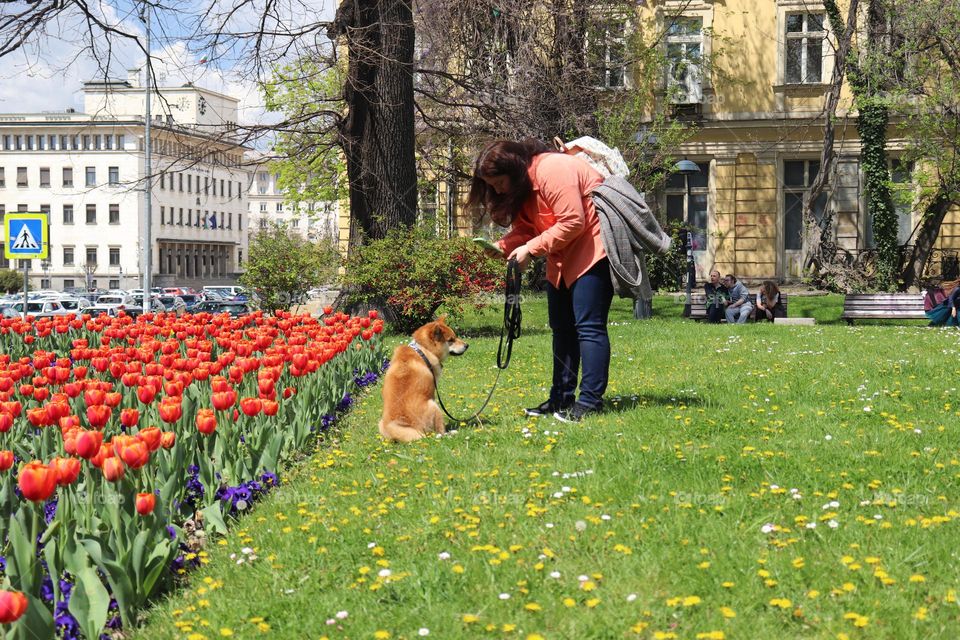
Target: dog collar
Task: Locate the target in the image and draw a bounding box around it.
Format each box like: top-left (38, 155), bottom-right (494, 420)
top-left (408, 341), bottom-right (440, 376)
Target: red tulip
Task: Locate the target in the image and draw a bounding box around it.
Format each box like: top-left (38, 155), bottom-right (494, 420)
top-left (211, 391), bottom-right (235, 411)
top-left (195, 409), bottom-right (217, 435)
top-left (27, 407), bottom-right (51, 428)
top-left (86, 404), bottom-right (112, 429)
top-left (137, 385), bottom-right (157, 405)
top-left (0, 450), bottom-right (14, 471)
top-left (160, 431), bottom-right (176, 449)
top-left (137, 427), bottom-right (162, 452)
top-left (0, 412), bottom-right (12, 432)
top-left (84, 388), bottom-right (105, 406)
top-left (119, 441), bottom-right (149, 469)
top-left (239, 397), bottom-right (262, 417)
top-left (102, 457), bottom-right (125, 482)
top-left (262, 399), bottom-right (279, 416)
top-left (18, 461), bottom-right (57, 502)
top-left (51, 457), bottom-right (81, 486)
top-left (62, 382), bottom-right (81, 398)
top-left (104, 392), bottom-right (122, 408)
top-left (158, 399), bottom-right (182, 424)
top-left (0, 590), bottom-right (28, 624)
top-left (135, 492), bottom-right (156, 516)
top-left (120, 408), bottom-right (140, 428)
top-left (75, 430), bottom-right (104, 459)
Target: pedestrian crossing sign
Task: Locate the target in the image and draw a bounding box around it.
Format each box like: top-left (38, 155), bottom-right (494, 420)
top-left (5, 213), bottom-right (48, 260)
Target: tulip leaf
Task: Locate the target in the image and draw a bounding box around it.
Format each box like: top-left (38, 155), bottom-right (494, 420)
top-left (202, 501), bottom-right (229, 535)
top-left (6, 592), bottom-right (54, 640)
top-left (67, 566), bottom-right (110, 640)
top-left (6, 507), bottom-right (37, 594)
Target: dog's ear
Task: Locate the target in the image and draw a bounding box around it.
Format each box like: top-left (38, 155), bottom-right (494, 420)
top-left (436, 314), bottom-right (448, 325)
top-left (432, 323), bottom-right (445, 342)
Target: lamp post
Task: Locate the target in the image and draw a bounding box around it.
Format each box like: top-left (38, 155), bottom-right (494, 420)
top-left (139, 2), bottom-right (153, 313)
top-left (629, 128), bottom-right (660, 320)
top-left (673, 159), bottom-right (701, 317)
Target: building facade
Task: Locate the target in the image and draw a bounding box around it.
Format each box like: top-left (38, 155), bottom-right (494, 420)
top-left (0, 74), bottom-right (250, 291)
top-left (246, 155), bottom-right (340, 244)
top-left (626, 0), bottom-right (958, 283)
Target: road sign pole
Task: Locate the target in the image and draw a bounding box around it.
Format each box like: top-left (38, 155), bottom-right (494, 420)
top-left (22, 262), bottom-right (28, 320)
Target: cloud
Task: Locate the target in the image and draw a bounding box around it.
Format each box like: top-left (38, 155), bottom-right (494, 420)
top-left (0, 0), bottom-right (337, 125)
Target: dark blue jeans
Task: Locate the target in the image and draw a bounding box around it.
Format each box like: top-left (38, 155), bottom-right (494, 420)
top-left (546, 258), bottom-right (614, 410)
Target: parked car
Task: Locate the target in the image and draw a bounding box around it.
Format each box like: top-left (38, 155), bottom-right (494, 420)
top-left (202, 285), bottom-right (247, 300)
top-left (156, 295), bottom-right (186, 313)
top-left (85, 305), bottom-right (121, 318)
top-left (9, 300), bottom-right (75, 319)
top-left (57, 297), bottom-right (92, 317)
top-left (193, 300), bottom-right (252, 318)
top-left (0, 307), bottom-right (19, 319)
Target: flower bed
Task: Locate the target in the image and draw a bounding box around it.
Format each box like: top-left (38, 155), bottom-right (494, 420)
top-left (0, 308), bottom-right (385, 638)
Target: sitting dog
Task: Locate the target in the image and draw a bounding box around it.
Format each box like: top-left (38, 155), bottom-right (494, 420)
top-left (379, 318), bottom-right (468, 443)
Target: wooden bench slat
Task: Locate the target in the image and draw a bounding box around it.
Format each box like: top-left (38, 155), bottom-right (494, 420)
top-left (841, 292), bottom-right (928, 323)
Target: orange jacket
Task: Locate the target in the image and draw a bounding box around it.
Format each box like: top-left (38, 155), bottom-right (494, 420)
top-left (497, 153), bottom-right (606, 288)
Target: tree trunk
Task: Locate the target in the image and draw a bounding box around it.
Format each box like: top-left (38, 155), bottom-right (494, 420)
top-left (332, 0), bottom-right (418, 244)
top-left (899, 193), bottom-right (953, 288)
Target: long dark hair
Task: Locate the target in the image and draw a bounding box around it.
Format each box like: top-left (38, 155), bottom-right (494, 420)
top-left (467, 138), bottom-right (551, 227)
top-left (761, 280), bottom-right (780, 303)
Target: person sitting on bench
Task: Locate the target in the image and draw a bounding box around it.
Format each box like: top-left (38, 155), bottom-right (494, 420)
top-left (723, 274), bottom-right (752, 324)
top-left (925, 278), bottom-right (960, 327)
top-left (755, 280), bottom-right (786, 322)
top-left (704, 269), bottom-right (728, 323)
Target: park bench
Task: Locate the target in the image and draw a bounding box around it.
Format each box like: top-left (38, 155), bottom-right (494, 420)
top-left (840, 292), bottom-right (926, 324)
top-left (689, 292), bottom-right (788, 322)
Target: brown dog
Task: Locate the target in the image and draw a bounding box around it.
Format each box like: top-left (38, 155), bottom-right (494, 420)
top-left (379, 318), bottom-right (468, 443)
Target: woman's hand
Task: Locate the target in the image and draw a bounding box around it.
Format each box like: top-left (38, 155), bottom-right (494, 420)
top-left (508, 244), bottom-right (532, 270)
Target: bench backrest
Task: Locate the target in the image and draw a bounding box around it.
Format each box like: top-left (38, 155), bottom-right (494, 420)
top-left (841, 293), bottom-right (926, 320)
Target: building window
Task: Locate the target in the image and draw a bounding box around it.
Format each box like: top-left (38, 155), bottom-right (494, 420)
top-left (666, 17), bottom-right (704, 104)
top-left (109, 204), bottom-right (119, 224)
top-left (40, 278), bottom-right (51, 289)
top-left (588, 17), bottom-right (627, 89)
top-left (37, 136), bottom-right (46, 151)
top-left (85, 166), bottom-right (96, 187)
top-left (276, 202), bottom-right (283, 212)
top-left (108, 279), bottom-right (119, 290)
top-left (82, 135), bottom-right (91, 151)
top-left (0, 167), bottom-right (4, 188)
top-left (160, 206), bottom-right (165, 226)
top-left (39, 167), bottom-right (50, 188)
top-left (109, 247), bottom-right (120, 266)
top-left (108, 166), bottom-right (119, 186)
top-left (665, 162), bottom-right (711, 251)
top-left (783, 160), bottom-right (828, 251)
top-left (228, 212), bottom-right (232, 229)
top-left (178, 209), bottom-right (183, 225)
top-left (17, 167), bottom-right (27, 187)
top-left (238, 213), bottom-right (242, 231)
top-left (63, 279), bottom-right (75, 290)
top-left (63, 246), bottom-right (74, 266)
top-left (260, 203), bottom-right (267, 213)
top-left (104, 135), bottom-right (113, 150)
top-left (2, 135), bottom-right (9, 150)
top-left (259, 218), bottom-right (268, 229)
top-left (179, 173), bottom-right (183, 192)
top-left (62, 167), bottom-right (73, 188)
top-left (94, 135), bottom-right (102, 150)
top-left (40, 204), bottom-right (50, 217)
top-left (785, 13), bottom-right (826, 84)
top-left (291, 217), bottom-right (299, 228)
top-left (86, 204), bottom-right (96, 225)
top-left (187, 175), bottom-right (192, 193)
top-left (63, 204), bottom-right (74, 225)
top-left (85, 247), bottom-right (97, 266)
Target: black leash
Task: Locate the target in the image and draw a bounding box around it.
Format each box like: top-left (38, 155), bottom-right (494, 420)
top-left (429, 259), bottom-right (523, 424)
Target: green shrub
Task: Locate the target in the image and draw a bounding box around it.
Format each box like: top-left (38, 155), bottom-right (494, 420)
top-left (342, 227), bottom-right (504, 333)
top-left (646, 221), bottom-right (687, 292)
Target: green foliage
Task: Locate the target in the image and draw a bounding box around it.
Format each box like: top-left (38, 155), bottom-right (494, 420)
top-left (0, 268), bottom-right (22, 293)
top-left (342, 227), bottom-right (504, 333)
top-left (858, 98), bottom-right (898, 290)
top-left (239, 224), bottom-right (341, 312)
top-left (645, 220), bottom-right (688, 292)
top-left (262, 59), bottom-right (347, 208)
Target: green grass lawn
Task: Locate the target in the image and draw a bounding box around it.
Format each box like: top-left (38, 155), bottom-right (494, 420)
top-left (136, 295), bottom-right (960, 639)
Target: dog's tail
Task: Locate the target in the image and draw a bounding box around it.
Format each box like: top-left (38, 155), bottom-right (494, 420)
top-left (378, 419), bottom-right (427, 443)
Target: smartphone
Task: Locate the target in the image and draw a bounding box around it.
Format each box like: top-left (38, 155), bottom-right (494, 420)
top-left (473, 237), bottom-right (503, 255)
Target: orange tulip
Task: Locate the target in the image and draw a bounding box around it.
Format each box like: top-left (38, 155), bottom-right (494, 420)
top-left (137, 427), bottom-right (162, 452)
top-left (17, 461), bottom-right (57, 502)
top-left (211, 391), bottom-right (235, 411)
top-left (119, 441), bottom-right (149, 469)
top-left (86, 404), bottom-right (112, 429)
top-left (195, 409), bottom-right (217, 435)
top-left (0, 412), bottom-right (12, 432)
top-left (239, 397), bottom-right (262, 417)
top-left (51, 457), bottom-right (81, 486)
top-left (160, 431), bottom-right (177, 449)
top-left (262, 399), bottom-right (279, 416)
top-left (135, 492), bottom-right (156, 516)
top-left (75, 429), bottom-right (104, 459)
top-left (0, 590), bottom-right (28, 623)
top-left (0, 450), bottom-right (13, 471)
top-left (102, 457), bottom-right (125, 482)
top-left (158, 399), bottom-right (182, 424)
top-left (137, 384), bottom-right (157, 405)
top-left (120, 408), bottom-right (140, 428)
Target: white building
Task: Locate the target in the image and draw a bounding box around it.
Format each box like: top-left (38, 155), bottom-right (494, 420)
top-left (246, 153), bottom-right (340, 243)
top-left (0, 73), bottom-right (250, 291)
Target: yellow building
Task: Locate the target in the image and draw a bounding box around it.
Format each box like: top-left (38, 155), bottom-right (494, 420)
top-left (633, 0), bottom-right (955, 283)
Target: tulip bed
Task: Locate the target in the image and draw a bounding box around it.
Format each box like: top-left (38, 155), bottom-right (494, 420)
top-left (0, 308), bottom-right (385, 638)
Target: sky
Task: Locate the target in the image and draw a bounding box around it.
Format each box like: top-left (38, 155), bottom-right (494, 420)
top-left (0, 0), bottom-right (337, 126)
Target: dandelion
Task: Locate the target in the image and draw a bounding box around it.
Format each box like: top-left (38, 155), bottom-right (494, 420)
top-left (524, 602), bottom-right (542, 612)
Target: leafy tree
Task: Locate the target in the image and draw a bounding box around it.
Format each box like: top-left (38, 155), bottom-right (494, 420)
top-left (0, 269), bottom-right (22, 294)
top-left (239, 224), bottom-right (340, 312)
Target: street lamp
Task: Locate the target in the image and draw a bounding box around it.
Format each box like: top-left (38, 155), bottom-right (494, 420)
top-left (673, 159), bottom-right (701, 317)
